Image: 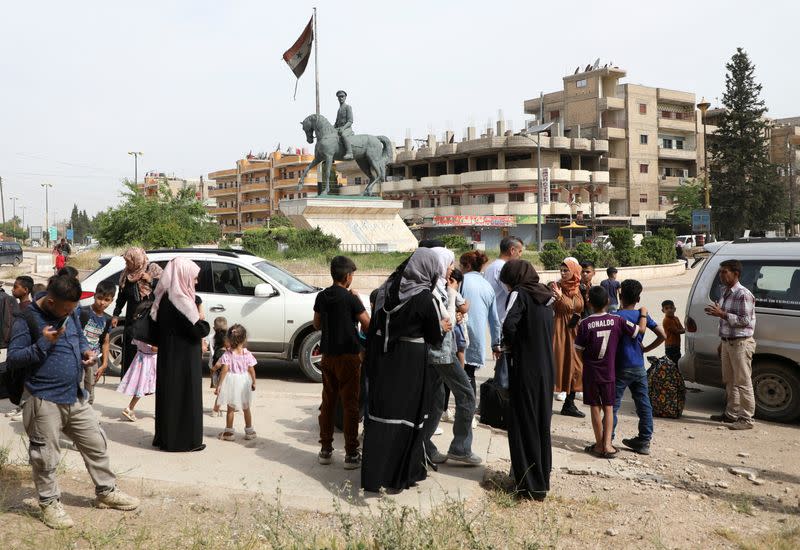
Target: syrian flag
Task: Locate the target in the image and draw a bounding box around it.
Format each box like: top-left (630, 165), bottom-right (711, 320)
top-left (282, 17), bottom-right (313, 79)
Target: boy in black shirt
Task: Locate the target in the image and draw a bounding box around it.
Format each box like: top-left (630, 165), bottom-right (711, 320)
top-left (313, 255), bottom-right (370, 469)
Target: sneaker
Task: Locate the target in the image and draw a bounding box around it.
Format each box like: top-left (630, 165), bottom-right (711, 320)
top-left (446, 452), bottom-right (483, 466)
top-left (728, 420), bottom-right (754, 431)
top-left (440, 409), bottom-right (454, 423)
top-left (429, 450), bottom-right (448, 464)
top-left (622, 436), bottom-right (651, 455)
top-left (560, 403), bottom-right (586, 418)
top-left (121, 408), bottom-right (137, 422)
top-left (575, 392), bottom-right (584, 400)
top-left (554, 392), bottom-right (567, 401)
top-left (433, 426), bottom-right (444, 436)
top-left (471, 416), bottom-right (478, 429)
top-left (244, 429), bottom-right (257, 441)
top-left (40, 500), bottom-right (74, 529)
top-left (5, 407), bottom-right (22, 417)
top-left (344, 452), bottom-right (361, 470)
top-left (9, 410), bottom-right (23, 421)
top-left (95, 489), bottom-right (140, 511)
top-left (217, 431), bottom-right (235, 441)
top-left (318, 449), bottom-right (333, 465)
top-left (710, 413), bottom-right (736, 423)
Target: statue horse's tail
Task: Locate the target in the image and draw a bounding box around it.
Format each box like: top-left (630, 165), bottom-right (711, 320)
top-left (377, 136), bottom-right (393, 165)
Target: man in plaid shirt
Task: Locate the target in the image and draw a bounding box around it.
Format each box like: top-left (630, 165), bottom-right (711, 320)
top-left (704, 259), bottom-right (757, 430)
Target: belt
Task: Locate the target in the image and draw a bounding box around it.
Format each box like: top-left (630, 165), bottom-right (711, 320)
top-left (721, 336), bottom-right (747, 342)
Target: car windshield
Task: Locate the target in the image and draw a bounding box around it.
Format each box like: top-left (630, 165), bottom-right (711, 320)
top-left (253, 261), bottom-right (319, 293)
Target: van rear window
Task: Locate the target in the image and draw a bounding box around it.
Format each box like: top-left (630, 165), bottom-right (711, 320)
top-left (710, 261), bottom-right (800, 311)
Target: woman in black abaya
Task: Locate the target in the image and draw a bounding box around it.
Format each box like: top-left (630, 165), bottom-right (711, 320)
top-left (500, 260), bottom-right (556, 500)
top-left (150, 257), bottom-right (210, 452)
top-left (361, 248), bottom-right (449, 493)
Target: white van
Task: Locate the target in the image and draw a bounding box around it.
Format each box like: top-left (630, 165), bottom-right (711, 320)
top-left (680, 238), bottom-right (800, 422)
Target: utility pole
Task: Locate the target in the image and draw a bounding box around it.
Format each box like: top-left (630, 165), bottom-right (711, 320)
top-left (128, 151), bottom-right (143, 186)
top-left (0, 176), bottom-right (5, 225)
top-left (41, 183), bottom-right (53, 245)
top-left (9, 196), bottom-right (18, 232)
top-left (313, 7), bottom-right (320, 115)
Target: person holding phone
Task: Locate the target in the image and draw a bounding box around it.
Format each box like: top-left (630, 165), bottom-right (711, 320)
top-left (548, 257), bottom-right (586, 418)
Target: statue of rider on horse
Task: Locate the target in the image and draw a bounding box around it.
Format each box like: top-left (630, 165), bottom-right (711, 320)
top-left (297, 91), bottom-right (392, 196)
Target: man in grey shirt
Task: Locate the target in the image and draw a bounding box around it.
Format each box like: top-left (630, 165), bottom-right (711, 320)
top-left (483, 236), bottom-right (524, 389)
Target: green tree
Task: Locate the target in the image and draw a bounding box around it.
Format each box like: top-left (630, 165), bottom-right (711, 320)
top-left (710, 48), bottom-right (785, 239)
top-left (668, 179), bottom-right (704, 232)
top-left (95, 180), bottom-right (219, 248)
top-left (0, 218), bottom-right (28, 240)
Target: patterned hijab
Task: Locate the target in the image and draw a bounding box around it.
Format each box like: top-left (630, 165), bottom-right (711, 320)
top-left (119, 247), bottom-right (162, 298)
top-left (150, 257), bottom-right (200, 324)
top-left (559, 256), bottom-right (582, 297)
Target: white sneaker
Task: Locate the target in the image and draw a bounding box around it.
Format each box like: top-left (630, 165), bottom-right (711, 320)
top-left (9, 410), bottom-right (23, 421)
top-left (440, 409), bottom-right (454, 423)
top-left (433, 426), bottom-right (444, 436)
top-left (95, 489), bottom-right (140, 511)
top-left (554, 392), bottom-right (567, 401)
top-left (575, 392), bottom-right (584, 400)
top-left (471, 416), bottom-right (478, 429)
top-left (5, 407), bottom-right (22, 417)
top-left (40, 500), bottom-right (74, 530)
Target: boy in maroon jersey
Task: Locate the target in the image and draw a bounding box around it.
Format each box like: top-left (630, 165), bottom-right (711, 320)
top-left (575, 286), bottom-right (648, 458)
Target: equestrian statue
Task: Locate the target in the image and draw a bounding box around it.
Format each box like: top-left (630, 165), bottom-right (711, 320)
top-left (298, 90), bottom-right (392, 196)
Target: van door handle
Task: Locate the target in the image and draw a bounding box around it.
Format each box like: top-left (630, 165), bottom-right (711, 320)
top-left (209, 305), bottom-right (226, 312)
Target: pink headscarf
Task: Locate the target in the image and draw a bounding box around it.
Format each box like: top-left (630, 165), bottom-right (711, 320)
top-left (150, 257), bottom-right (201, 324)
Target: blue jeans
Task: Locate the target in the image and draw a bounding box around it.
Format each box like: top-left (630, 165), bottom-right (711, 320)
top-left (424, 362), bottom-right (476, 457)
top-left (612, 368), bottom-right (653, 442)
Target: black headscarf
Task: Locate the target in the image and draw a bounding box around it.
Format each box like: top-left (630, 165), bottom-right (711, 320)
top-left (499, 259), bottom-right (555, 306)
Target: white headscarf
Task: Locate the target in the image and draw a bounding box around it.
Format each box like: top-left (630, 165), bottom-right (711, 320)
top-left (150, 257), bottom-right (201, 324)
top-left (430, 247), bottom-right (455, 295)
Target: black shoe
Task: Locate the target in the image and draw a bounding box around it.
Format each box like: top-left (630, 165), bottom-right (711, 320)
top-left (710, 413), bottom-right (736, 423)
top-left (622, 437), bottom-right (651, 455)
top-left (560, 403), bottom-right (586, 418)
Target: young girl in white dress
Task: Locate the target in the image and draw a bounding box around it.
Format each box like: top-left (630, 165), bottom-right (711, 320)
top-left (215, 324), bottom-right (257, 441)
top-left (117, 339), bottom-right (158, 421)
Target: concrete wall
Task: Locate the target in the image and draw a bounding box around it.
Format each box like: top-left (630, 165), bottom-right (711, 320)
top-left (297, 261), bottom-right (687, 293)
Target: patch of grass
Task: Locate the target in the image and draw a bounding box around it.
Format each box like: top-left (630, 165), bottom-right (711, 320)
top-left (716, 523), bottom-right (800, 550)
top-left (0, 444), bottom-right (9, 471)
top-left (730, 494), bottom-right (756, 516)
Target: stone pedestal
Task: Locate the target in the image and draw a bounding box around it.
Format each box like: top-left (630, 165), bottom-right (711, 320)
top-left (279, 197), bottom-right (417, 252)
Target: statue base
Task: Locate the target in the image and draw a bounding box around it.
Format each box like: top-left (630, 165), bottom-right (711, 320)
top-left (279, 197), bottom-right (417, 252)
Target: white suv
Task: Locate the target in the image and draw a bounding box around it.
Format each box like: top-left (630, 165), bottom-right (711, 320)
top-left (79, 248), bottom-right (325, 382)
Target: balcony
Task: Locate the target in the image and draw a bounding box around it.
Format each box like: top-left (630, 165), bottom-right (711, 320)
top-left (241, 202), bottom-right (270, 213)
top-left (591, 171), bottom-right (610, 184)
top-left (657, 88), bottom-right (696, 105)
top-left (456, 136), bottom-right (506, 154)
top-left (436, 143), bottom-right (458, 155)
top-left (551, 137), bottom-right (570, 149)
top-left (599, 127), bottom-right (626, 140)
top-left (571, 170), bottom-right (591, 184)
top-left (209, 186), bottom-right (238, 198)
top-left (599, 97), bottom-right (625, 110)
top-left (460, 169), bottom-right (507, 186)
top-left (572, 138), bottom-right (591, 151)
top-left (241, 182), bottom-right (269, 192)
top-left (659, 176), bottom-right (689, 190)
top-left (658, 117), bottom-right (696, 133)
top-left (506, 168), bottom-right (536, 182)
top-left (396, 150), bottom-right (416, 162)
top-left (592, 139), bottom-right (609, 153)
top-left (658, 147), bottom-right (696, 161)
top-left (601, 157), bottom-right (626, 170)
top-left (210, 206), bottom-right (237, 215)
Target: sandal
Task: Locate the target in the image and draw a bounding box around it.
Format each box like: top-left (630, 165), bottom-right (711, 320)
top-left (217, 431), bottom-right (235, 442)
top-left (121, 408), bottom-right (137, 422)
top-left (584, 444), bottom-right (602, 457)
top-left (600, 449), bottom-right (619, 459)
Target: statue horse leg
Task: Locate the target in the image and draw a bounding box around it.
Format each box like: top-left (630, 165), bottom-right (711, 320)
top-left (297, 154), bottom-right (323, 192)
top-left (321, 154), bottom-right (334, 195)
top-left (363, 145), bottom-right (384, 196)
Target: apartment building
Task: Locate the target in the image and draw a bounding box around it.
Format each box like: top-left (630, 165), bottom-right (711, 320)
top-left (207, 149), bottom-right (345, 234)
top-left (140, 172), bottom-right (214, 203)
top-left (335, 64), bottom-right (707, 247)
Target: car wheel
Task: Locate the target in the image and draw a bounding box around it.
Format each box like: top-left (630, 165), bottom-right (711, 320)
top-left (298, 330), bottom-right (323, 383)
top-left (12, 256), bottom-right (21, 267)
top-left (753, 361), bottom-right (800, 423)
top-left (106, 327), bottom-right (125, 377)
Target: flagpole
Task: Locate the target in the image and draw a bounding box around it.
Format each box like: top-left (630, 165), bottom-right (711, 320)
top-left (313, 7), bottom-right (320, 115)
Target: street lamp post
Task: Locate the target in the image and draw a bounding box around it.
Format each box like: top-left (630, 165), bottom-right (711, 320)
top-left (128, 151), bottom-right (143, 186)
top-left (789, 135), bottom-right (800, 236)
top-left (521, 120), bottom-right (554, 251)
top-left (41, 183), bottom-right (53, 245)
top-left (9, 196), bottom-right (18, 229)
top-left (696, 98), bottom-right (711, 209)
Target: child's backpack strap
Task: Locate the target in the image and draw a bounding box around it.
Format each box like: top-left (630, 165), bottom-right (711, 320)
top-left (79, 305), bottom-right (91, 329)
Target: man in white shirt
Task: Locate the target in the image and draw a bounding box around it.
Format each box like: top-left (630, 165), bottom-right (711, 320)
top-left (484, 236), bottom-right (523, 388)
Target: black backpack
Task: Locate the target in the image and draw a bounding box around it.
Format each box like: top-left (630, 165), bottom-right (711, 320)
top-left (479, 377), bottom-right (510, 430)
top-left (0, 309), bottom-right (43, 405)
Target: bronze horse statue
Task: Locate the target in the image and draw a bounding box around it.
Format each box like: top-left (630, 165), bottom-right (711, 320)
top-left (298, 114), bottom-right (392, 196)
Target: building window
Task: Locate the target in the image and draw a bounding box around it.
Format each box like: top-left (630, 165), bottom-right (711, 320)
top-left (487, 194), bottom-right (495, 204)
top-left (576, 79), bottom-right (587, 88)
top-left (450, 195), bottom-right (461, 206)
top-left (640, 194), bottom-right (648, 203)
top-left (508, 192), bottom-right (525, 202)
top-left (639, 103), bottom-right (647, 115)
top-left (675, 139), bottom-right (684, 150)
top-left (354, 176), bottom-right (362, 185)
top-left (640, 134), bottom-right (648, 145)
top-left (410, 199), bottom-right (420, 209)
top-left (639, 164), bottom-right (649, 174)
top-left (662, 138), bottom-right (673, 149)
top-left (549, 110), bottom-right (560, 121)
top-left (661, 111), bottom-right (673, 119)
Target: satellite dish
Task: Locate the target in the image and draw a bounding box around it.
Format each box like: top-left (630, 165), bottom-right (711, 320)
top-left (585, 64), bottom-right (592, 72)
top-left (592, 58), bottom-right (600, 70)
top-left (574, 66), bottom-right (580, 75)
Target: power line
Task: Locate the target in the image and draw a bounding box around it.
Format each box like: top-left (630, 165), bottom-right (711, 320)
top-left (14, 152), bottom-right (120, 175)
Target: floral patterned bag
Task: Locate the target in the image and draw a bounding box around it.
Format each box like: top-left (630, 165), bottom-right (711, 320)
top-left (646, 356), bottom-right (686, 418)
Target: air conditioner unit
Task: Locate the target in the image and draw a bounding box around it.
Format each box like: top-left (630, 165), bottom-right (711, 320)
top-left (682, 169), bottom-right (689, 178)
top-left (661, 175), bottom-right (667, 180)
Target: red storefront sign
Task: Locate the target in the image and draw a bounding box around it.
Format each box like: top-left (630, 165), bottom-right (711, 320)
top-left (432, 215), bottom-right (516, 227)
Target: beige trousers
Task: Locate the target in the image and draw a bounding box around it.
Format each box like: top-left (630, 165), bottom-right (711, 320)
top-left (22, 394), bottom-right (116, 503)
top-left (720, 337), bottom-right (756, 424)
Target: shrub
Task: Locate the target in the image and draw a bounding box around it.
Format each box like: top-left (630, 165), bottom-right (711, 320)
top-left (641, 236), bottom-right (676, 265)
top-left (286, 227), bottom-right (340, 255)
top-left (269, 212), bottom-right (294, 229)
top-left (656, 227), bottom-right (677, 244)
top-left (573, 242), bottom-right (598, 266)
top-left (242, 228), bottom-right (278, 255)
top-left (440, 234), bottom-right (470, 252)
top-left (540, 241), bottom-right (568, 270)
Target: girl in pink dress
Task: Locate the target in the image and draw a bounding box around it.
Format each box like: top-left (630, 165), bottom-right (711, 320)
top-left (215, 324), bottom-right (257, 441)
top-left (117, 339), bottom-right (158, 421)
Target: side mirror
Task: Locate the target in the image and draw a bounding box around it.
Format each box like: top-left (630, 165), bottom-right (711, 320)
top-left (254, 283), bottom-right (277, 298)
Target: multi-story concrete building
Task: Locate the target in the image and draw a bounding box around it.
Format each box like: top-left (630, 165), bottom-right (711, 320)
top-left (207, 149), bottom-right (345, 234)
top-left (336, 64), bottom-right (708, 248)
top-left (140, 172), bottom-right (214, 203)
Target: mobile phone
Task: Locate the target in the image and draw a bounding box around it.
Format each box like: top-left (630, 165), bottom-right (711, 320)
top-left (53, 316), bottom-right (68, 331)
top-left (567, 313), bottom-right (580, 329)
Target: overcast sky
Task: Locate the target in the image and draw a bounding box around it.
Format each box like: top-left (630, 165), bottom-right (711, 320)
top-left (1, 0), bottom-right (797, 229)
